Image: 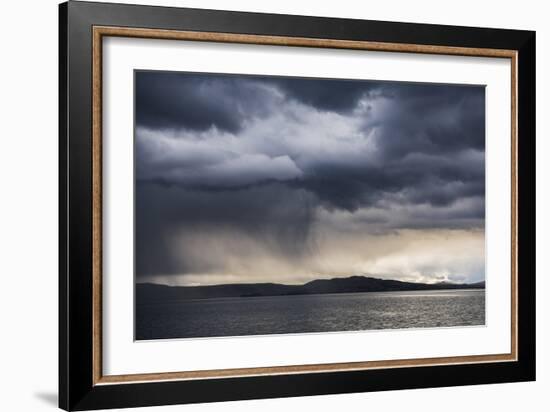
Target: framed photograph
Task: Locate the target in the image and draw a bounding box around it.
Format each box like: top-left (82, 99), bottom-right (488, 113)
top-left (59, 1), bottom-right (535, 410)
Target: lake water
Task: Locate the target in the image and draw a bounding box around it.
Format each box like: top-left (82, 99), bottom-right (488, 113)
top-left (135, 289), bottom-right (485, 340)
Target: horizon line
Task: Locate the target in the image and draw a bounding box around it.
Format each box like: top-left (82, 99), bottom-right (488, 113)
top-left (136, 274), bottom-right (486, 288)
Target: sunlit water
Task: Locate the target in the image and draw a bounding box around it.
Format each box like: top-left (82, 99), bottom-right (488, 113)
top-left (136, 289), bottom-right (485, 340)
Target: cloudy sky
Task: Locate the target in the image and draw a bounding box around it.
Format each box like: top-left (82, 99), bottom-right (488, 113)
top-left (135, 71), bottom-right (485, 286)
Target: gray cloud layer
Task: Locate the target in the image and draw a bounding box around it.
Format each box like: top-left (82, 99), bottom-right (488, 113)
top-left (135, 71), bottom-right (485, 284)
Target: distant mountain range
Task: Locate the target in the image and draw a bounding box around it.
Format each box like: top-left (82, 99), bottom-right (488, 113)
top-left (136, 276), bottom-right (485, 303)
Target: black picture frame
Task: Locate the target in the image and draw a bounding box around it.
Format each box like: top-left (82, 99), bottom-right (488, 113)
top-left (59, 1), bottom-right (536, 410)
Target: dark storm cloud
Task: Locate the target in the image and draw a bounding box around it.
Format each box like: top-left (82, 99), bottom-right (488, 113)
top-left (369, 84), bottom-right (486, 158)
top-left (269, 77), bottom-right (379, 112)
top-left (134, 71), bottom-right (486, 281)
top-left (135, 71), bottom-right (279, 132)
top-left (135, 72), bottom-right (381, 132)
top-left (136, 72), bottom-right (484, 212)
top-left (299, 147), bottom-right (484, 212)
top-left (288, 83), bottom-right (485, 211)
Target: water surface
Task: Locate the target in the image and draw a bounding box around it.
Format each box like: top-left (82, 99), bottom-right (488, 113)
top-left (136, 289), bottom-right (485, 340)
